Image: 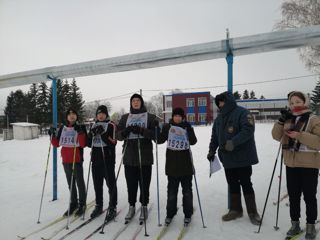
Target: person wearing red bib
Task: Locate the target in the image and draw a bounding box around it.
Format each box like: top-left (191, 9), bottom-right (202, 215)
top-left (49, 108), bottom-right (87, 216)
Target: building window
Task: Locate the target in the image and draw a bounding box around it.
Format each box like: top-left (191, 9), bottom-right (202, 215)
top-left (186, 98), bottom-right (195, 107)
top-left (198, 113), bottom-right (207, 122)
top-left (198, 97), bottom-right (207, 106)
top-left (166, 101), bottom-right (172, 108)
top-left (187, 113), bottom-right (195, 122)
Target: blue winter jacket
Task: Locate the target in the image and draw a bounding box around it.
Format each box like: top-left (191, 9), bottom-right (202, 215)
top-left (209, 92), bottom-right (259, 169)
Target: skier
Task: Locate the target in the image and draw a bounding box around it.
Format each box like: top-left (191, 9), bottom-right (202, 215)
top-left (272, 91), bottom-right (320, 239)
top-left (207, 91), bottom-right (261, 225)
top-left (157, 107), bottom-right (197, 225)
top-left (49, 108), bottom-right (87, 216)
top-left (117, 93), bottom-right (158, 222)
top-left (87, 105), bottom-right (118, 221)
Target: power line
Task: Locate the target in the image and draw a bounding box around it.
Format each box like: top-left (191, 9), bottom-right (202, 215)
top-left (142, 74), bottom-right (320, 92)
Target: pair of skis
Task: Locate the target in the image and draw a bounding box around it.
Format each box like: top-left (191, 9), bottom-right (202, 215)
top-left (156, 209), bottom-right (192, 240)
top-left (17, 200), bottom-right (95, 240)
top-left (110, 204), bottom-right (153, 240)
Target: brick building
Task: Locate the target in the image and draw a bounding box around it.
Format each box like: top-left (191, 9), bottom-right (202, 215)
top-left (163, 92), bottom-right (215, 125)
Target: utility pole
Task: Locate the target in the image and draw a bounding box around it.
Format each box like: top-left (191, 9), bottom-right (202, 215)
top-left (140, 89), bottom-right (142, 97)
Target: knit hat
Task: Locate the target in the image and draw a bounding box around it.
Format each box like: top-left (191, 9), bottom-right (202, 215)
top-left (66, 107), bottom-right (78, 119)
top-left (172, 107), bottom-right (185, 118)
top-left (96, 105), bottom-right (109, 117)
top-left (130, 93), bottom-right (145, 108)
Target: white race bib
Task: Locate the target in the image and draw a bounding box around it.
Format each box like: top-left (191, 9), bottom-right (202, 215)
top-left (126, 113), bottom-right (148, 139)
top-left (59, 126), bottom-right (79, 147)
top-left (92, 122), bottom-right (109, 147)
top-left (167, 125), bottom-right (190, 151)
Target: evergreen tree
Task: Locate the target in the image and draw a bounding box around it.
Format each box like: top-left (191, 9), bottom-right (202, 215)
top-left (69, 78), bottom-right (85, 121)
top-left (311, 79), bottom-right (320, 114)
top-left (26, 83), bottom-right (39, 123)
top-left (37, 82), bottom-right (50, 125)
top-left (250, 90), bottom-right (257, 99)
top-left (48, 79), bottom-right (65, 124)
top-left (5, 90), bottom-right (28, 123)
top-left (242, 90), bottom-right (249, 99)
top-left (260, 95), bottom-right (265, 99)
top-left (4, 91), bottom-right (15, 124)
top-left (233, 91), bottom-right (241, 100)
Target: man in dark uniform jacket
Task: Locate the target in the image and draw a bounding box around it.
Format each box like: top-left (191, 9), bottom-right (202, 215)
top-left (207, 91), bottom-right (261, 225)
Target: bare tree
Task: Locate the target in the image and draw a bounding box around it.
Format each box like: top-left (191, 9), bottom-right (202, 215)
top-left (110, 108), bottom-right (126, 124)
top-left (144, 92), bottom-right (164, 119)
top-left (275, 0), bottom-right (320, 72)
top-left (83, 100), bottom-right (112, 120)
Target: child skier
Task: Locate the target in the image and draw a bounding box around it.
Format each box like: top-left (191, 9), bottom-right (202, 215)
top-left (87, 105), bottom-right (118, 221)
top-left (158, 107), bottom-right (197, 225)
top-left (117, 93), bottom-right (158, 222)
top-left (49, 108), bottom-right (87, 217)
top-left (272, 91), bottom-right (320, 240)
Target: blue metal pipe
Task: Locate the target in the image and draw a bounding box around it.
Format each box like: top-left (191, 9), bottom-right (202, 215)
top-left (51, 78), bottom-right (58, 200)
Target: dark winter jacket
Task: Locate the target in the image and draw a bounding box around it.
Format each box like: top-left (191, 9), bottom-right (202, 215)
top-left (209, 92), bottom-right (259, 169)
top-left (158, 120), bottom-right (197, 177)
top-left (117, 106), bottom-right (158, 166)
top-left (51, 123), bottom-right (87, 164)
top-left (87, 120), bottom-right (117, 165)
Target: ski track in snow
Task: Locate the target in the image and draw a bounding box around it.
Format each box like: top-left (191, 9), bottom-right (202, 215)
top-left (1, 123), bottom-right (319, 240)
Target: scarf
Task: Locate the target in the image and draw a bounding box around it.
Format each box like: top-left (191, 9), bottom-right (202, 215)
top-left (288, 112), bottom-right (310, 151)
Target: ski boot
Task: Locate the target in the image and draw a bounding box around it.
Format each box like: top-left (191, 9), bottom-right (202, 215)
top-left (75, 204), bottom-right (86, 216)
top-left (105, 207), bottom-right (117, 222)
top-left (184, 217), bottom-right (191, 225)
top-left (286, 221), bottom-right (302, 238)
top-left (305, 223), bottom-right (316, 240)
top-left (139, 206), bottom-right (148, 221)
top-left (125, 206), bottom-right (135, 222)
top-left (165, 217), bottom-right (172, 226)
top-left (90, 205), bottom-right (103, 219)
top-left (63, 203), bottom-right (78, 217)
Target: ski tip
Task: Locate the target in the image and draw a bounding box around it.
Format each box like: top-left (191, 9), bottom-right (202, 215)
top-left (17, 236), bottom-right (25, 240)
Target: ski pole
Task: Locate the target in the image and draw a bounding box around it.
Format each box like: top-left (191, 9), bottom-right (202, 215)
top-left (82, 137), bottom-right (94, 220)
top-left (37, 135), bottom-right (53, 224)
top-left (100, 139), bottom-right (127, 234)
top-left (66, 135), bottom-right (79, 230)
top-left (137, 137), bottom-right (149, 237)
top-left (255, 142), bottom-right (282, 234)
top-left (189, 149), bottom-right (207, 228)
top-left (155, 126), bottom-right (162, 227)
top-left (274, 150), bottom-right (284, 231)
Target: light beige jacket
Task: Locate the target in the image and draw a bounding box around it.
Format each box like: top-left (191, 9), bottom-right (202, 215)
top-left (271, 115), bottom-right (320, 169)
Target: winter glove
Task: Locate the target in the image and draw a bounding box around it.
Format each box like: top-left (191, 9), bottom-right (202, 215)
top-left (224, 140), bottom-right (234, 151)
top-left (131, 125), bottom-right (144, 135)
top-left (207, 150), bottom-right (215, 162)
top-left (181, 121), bottom-right (192, 132)
top-left (48, 127), bottom-right (57, 137)
top-left (91, 125), bottom-right (104, 136)
top-left (121, 126), bottom-right (133, 138)
top-left (278, 109), bottom-right (292, 123)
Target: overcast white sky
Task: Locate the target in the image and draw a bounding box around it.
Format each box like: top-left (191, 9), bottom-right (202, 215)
top-left (0, 0), bottom-right (318, 115)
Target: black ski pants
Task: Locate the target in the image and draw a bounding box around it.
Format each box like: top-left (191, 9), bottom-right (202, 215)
top-left (286, 166), bottom-right (319, 224)
top-left (92, 160), bottom-right (117, 208)
top-left (63, 162), bottom-right (86, 207)
top-left (124, 165), bottom-right (152, 206)
top-left (224, 166), bottom-right (255, 195)
top-left (166, 175), bottom-right (193, 218)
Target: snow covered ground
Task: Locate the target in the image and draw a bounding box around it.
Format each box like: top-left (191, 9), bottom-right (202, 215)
top-left (0, 123), bottom-right (318, 240)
